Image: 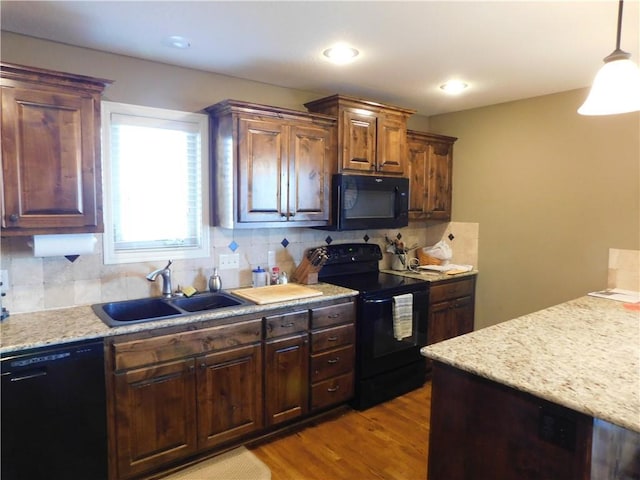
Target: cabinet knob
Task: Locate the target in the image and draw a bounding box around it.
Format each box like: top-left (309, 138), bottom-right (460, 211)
top-left (9, 214), bottom-right (18, 222)
top-left (289, 212), bottom-right (295, 218)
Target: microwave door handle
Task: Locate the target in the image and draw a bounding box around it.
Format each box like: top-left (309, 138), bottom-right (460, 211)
top-left (394, 186), bottom-right (401, 219)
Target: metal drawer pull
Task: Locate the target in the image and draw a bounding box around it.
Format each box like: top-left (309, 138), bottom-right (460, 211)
top-left (328, 313), bottom-right (340, 319)
top-left (327, 336), bottom-right (339, 342)
top-left (327, 357), bottom-right (340, 364)
top-left (327, 385), bottom-right (340, 393)
top-left (281, 322), bottom-right (295, 328)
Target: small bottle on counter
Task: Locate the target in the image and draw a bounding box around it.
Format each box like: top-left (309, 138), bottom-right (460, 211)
top-left (277, 271), bottom-right (288, 284)
top-left (209, 268), bottom-right (222, 292)
top-left (270, 266), bottom-right (280, 285)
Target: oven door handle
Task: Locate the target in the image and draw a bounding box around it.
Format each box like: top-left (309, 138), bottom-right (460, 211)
top-left (364, 298), bottom-right (393, 305)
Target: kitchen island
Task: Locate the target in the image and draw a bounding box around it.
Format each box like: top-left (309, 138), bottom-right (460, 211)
top-left (422, 295), bottom-right (639, 480)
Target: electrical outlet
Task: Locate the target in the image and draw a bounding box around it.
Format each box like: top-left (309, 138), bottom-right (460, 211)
top-left (0, 270), bottom-right (8, 295)
top-left (219, 253), bottom-right (240, 270)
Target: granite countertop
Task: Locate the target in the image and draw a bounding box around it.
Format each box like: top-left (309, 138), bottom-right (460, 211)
top-left (382, 268), bottom-right (478, 282)
top-left (0, 283), bottom-right (357, 354)
top-left (422, 295), bottom-right (640, 432)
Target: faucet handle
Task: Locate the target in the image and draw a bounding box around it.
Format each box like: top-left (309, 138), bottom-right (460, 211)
top-left (164, 260), bottom-right (173, 270)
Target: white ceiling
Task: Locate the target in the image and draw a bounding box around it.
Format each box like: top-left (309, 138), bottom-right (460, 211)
top-left (1, 1), bottom-right (639, 116)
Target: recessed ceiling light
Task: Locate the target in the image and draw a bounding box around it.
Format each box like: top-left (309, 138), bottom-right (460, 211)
top-left (440, 80), bottom-right (468, 95)
top-left (163, 35), bottom-right (191, 49)
top-left (323, 45), bottom-right (359, 65)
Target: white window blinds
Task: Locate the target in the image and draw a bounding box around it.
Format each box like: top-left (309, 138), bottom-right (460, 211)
top-left (102, 102), bottom-right (209, 264)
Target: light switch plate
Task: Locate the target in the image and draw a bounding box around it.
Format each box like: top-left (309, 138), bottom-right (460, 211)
top-left (219, 253), bottom-right (240, 270)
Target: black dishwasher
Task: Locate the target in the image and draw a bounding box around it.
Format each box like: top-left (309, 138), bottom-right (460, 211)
top-left (1, 339), bottom-right (108, 480)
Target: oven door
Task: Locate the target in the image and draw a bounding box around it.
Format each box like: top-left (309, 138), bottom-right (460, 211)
top-left (357, 289), bottom-right (428, 379)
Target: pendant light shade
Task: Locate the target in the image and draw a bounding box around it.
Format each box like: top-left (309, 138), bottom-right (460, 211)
top-left (578, 0), bottom-right (640, 116)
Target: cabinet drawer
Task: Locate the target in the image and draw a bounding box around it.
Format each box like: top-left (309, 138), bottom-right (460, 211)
top-left (430, 277), bottom-right (475, 304)
top-left (114, 319), bottom-right (262, 371)
top-left (311, 345), bottom-right (354, 383)
top-left (311, 302), bottom-right (355, 329)
top-left (311, 324), bottom-right (355, 353)
top-left (265, 310), bottom-right (309, 339)
top-left (311, 372), bottom-right (354, 410)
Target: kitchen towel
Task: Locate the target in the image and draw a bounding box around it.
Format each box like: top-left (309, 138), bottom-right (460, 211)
top-left (393, 293), bottom-right (413, 341)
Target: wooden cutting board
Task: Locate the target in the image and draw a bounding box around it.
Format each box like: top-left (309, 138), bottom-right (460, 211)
top-left (230, 283), bottom-right (323, 305)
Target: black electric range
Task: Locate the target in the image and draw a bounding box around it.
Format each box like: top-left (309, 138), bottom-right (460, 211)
top-left (316, 243), bottom-right (429, 409)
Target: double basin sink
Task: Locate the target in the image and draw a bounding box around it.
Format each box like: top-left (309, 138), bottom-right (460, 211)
top-left (92, 291), bottom-right (251, 327)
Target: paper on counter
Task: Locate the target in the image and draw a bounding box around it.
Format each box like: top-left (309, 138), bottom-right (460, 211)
top-left (417, 264), bottom-right (473, 273)
top-left (587, 288), bottom-right (640, 303)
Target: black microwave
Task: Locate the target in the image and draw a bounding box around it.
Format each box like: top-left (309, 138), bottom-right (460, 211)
top-left (327, 174), bottom-right (409, 231)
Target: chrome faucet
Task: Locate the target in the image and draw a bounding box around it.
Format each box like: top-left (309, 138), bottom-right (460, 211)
top-left (146, 260), bottom-right (173, 298)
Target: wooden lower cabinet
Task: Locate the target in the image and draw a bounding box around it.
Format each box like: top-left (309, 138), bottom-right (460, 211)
top-left (426, 276), bottom-right (476, 374)
top-left (113, 358), bottom-right (198, 479)
top-left (196, 344), bottom-right (263, 449)
top-left (109, 320), bottom-right (263, 480)
top-left (309, 303), bottom-right (356, 411)
top-left (265, 332), bottom-right (309, 426)
top-left (107, 300), bottom-right (356, 479)
top-left (264, 310), bottom-right (310, 426)
top-left (427, 276), bottom-right (475, 345)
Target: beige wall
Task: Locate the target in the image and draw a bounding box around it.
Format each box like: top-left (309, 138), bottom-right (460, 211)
top-left (429, 92), bottom-right (640, 328)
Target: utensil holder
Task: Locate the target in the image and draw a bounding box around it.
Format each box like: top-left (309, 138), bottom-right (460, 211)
top-left (293, 257), bottom-right (320, 284)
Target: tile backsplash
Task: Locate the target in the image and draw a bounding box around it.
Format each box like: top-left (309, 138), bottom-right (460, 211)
top-left (608, 248), bottom-right (640, 291)
top-left (1, 221), bottom-right (479, 314)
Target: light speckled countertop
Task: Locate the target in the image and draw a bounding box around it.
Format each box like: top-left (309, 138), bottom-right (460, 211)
top-left (381, 268), bottom-right (478, 283)
top-left (0, 283), bottom-right (357, 354)
top-left (422, 295), bottom-right (640, 432)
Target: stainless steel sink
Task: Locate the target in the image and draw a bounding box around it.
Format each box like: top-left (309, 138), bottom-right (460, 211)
top-left (92, 292), bottom-right (250, 327)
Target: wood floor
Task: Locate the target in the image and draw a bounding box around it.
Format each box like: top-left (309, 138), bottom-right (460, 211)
top-left (249, 382), bottom-right (432, 480)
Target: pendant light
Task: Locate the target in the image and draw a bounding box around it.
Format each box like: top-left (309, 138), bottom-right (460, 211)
top-left (578, 0), bottom-right (640, 115)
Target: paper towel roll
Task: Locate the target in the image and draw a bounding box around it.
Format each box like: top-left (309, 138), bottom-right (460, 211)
top-left (31, 234), bottom-right (97, 257)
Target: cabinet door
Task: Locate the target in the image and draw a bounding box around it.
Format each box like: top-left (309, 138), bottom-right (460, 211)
top-left (376, 113), bottom-right (407, 175)
top-left (237, 118), bottom-right (287, 222)
top-left (450, 295), bottom-right (475, 337)
top-left (425, 142), bottom-right (453, 220)
top-left (407, 137), bottom-right (429, 218)
top-left (288, 124), bottom-right (332, 222)
top-left (427, 300), bottom-right (456, 346)
top-left (196, 343), bottom-right (263, 450)
top-left (1, 86), bottom-right (101, 232)
top-left (265, 333), bottom-right (309, 426)
top-left (428, 296), bottom-right (474, 346)
top-left (340, 109), bottom-right (376, 172)
top-left (113, 358), bottom-right (197, 479)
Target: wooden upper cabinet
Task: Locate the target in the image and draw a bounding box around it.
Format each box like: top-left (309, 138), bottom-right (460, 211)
top-left (0, 63), bottom-right (111, 236)
top-left (304, 94), bottom-right (415, 176)
top-left (207, 100), bottom-right (336, 228)
top-left (407, 130), bottom-right (457, 221)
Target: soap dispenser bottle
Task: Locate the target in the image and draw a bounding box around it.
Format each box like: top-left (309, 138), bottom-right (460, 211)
top-left (209, 268), bottom-right (222, 293)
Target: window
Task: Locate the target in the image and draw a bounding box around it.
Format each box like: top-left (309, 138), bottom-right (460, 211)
top-left (101, 102), bottom-right (209, 264)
